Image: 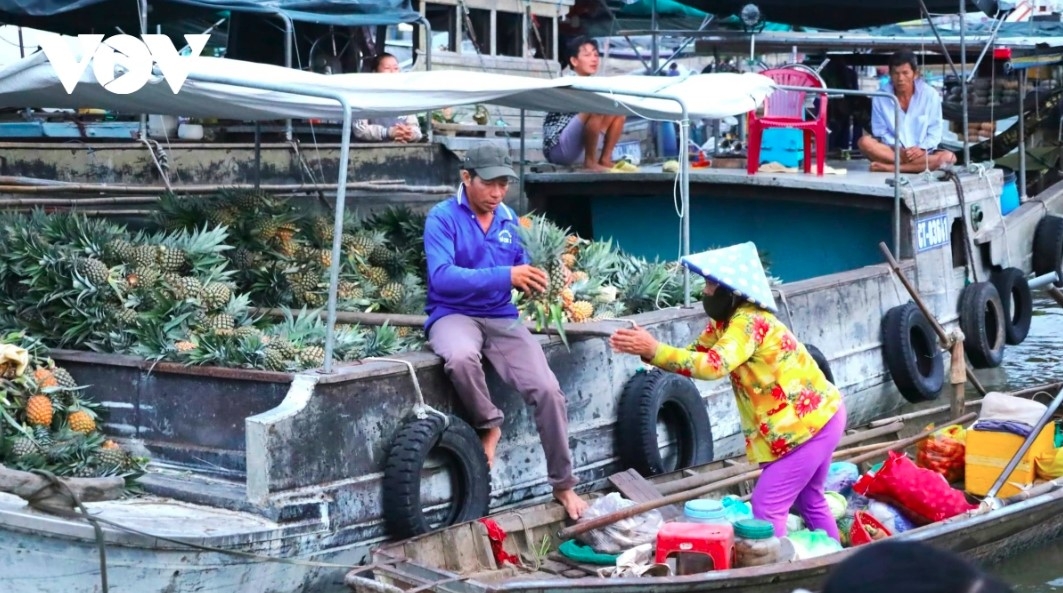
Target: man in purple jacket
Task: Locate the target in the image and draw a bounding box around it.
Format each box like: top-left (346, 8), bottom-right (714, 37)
top-left (423, 143), bottom-right (587, 520)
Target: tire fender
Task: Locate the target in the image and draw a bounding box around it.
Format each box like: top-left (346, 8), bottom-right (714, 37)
top-left (882, 302), bottom-right (945, 403)
top-left (382, 413), bottom-right (491, 539)
top-left (990, 267), bottom-right (1032, 346)
top-left (1032, 214), bottom-right (1063, 287)
top-left (804, 343), bottom-right (835, 386)
top-left (959, 281), bottom-right (1006, 369)
top-left (616, 368), bottom-right (714, 477)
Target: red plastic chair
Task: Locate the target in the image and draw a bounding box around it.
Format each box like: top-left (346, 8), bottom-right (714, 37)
top-left (746, 68), bottom-right (829, 176)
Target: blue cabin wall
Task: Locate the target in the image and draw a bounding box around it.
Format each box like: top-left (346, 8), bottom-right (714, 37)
top-left (590, 194), bottom-right (894, 282)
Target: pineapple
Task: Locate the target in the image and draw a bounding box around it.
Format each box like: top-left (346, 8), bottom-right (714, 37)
top-left (175, 340), bottom-right (197, 352)
top-left (561, 253), bottom-right (577, 269)
top-left (10, 436), bottom-right (39, 459)
top-left (360, 265), bottom-right (390, 288)
top-left (569, 300), bottom-right (594, 323)
top-left (75, 256), bottom-right (110, 286)
top-left (202, 282), bottom-right (232, 311)
top-left (33, 367), bottom-right (58, 389)
top-left (264, 346), bottom-right (290, 372)
top-left (253, 219), bottom-right (281, 241)
top-left (232, 247), bottom-right (259, 270)
top-left (73, 464), bottom-right (102, 478)
top-left (276, 234), bottom-right (298, 258)
top-left (131, 244), bottom-right (159, 268)
top-left (52, 367), bottom-right (77, 389)
top-left (345, 230), bottom-right (385, 258)
top-left (105, 304), bottom-right (139, 326)
top-left (155, 245), bottom-right (187, 272)
top-left (97, 446), bottom-right (128, 469)
top-left (369, 244), bottom-right (403, 271)
top-left (573, 270), bottom-right (589, 283)
top-left (103, 238), bottom-right (134, 264)
top-left (32, 425), bottom-right (53, 447)
top-left (312, 216), bottom-right (334, 244)
top-left (560, 288), bottom-right (575, 307)
top-left (68, 409), bottom-right (96, 434)
top-left (206, 312), bottom-right (236, 332)
top-left (518, 217), bottom-right (569, 299)
top-left (232, 189), bottom-right (268, 210)
top-left (317, 249), bottom-right (333, 269)
top-left (302, 292), bottom-right (326, 308)
top-left (25, 394), bottom-right (53, 427)
top-left (206, 206), bottom-right (238, 228)
top-left (297, 345), bottom-right (326, 369)
top-left (288, 271), bottom-right (320, 293)
top-left (169, 276), bottom-right (203, 301)
top-left (519, 216), bottom-right (533, 229)
top-left (379, 282), bottom-right (405, 306)
top-left (337, 281), bottom-right (362, 300)
top-left (127, 266), bottom-right (160, 290)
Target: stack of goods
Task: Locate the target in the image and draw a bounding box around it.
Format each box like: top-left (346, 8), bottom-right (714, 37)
top-left (965, 392), bottom-right (1056, 498)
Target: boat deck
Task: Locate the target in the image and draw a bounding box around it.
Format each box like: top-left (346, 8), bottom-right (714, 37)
top-left (525, 159), bottom-right (942, 200)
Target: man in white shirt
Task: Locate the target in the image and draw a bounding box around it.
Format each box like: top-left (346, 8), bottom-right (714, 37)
top-left (857, 50), bottom-right (957, 172)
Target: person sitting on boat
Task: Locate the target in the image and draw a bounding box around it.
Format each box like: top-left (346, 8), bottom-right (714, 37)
top-left (541, 36), bottom-right (629, 172)
top-left (819, 540), bottom-right (1014, 593)
top-left (353, 53), bottom-right (423, 143)
top-left (422, 142), bottom-right (588, 520)
top-left (857, 49), bottom-right (957, 172)
top-left (609, 242), bottom-right (846, 541)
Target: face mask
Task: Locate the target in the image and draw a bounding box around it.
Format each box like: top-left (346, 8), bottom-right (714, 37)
top-left (701, 289), bottom-right (736, 321)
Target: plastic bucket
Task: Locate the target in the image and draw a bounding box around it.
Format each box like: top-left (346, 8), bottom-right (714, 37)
top-left (999, 167), bottom-right (1020, 215)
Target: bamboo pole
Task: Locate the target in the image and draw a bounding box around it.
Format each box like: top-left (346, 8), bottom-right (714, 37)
top-left (252, 307), bottom-right (427, 328)
top-left (0, 180), bottom-right (454, 195)
top-left (950, 334), bottom-right (967, 420)
top-left (878, 242), bottom-right (987, 397)
top-left (558, 412), bottom-right (977, 541)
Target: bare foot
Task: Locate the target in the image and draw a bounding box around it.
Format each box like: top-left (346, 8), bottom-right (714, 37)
top-left (582, 160), bottom-right (611, 172)
top-left (554, 488), bottom-right (589, 520)
top-left (870, 161), bottom-right (892, 172)
top-left (480, 427), bottom-right (502, 467)
top-left (598, 158), bottom-right (615, 169)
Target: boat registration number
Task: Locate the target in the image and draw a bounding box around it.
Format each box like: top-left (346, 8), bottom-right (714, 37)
top-left (916, 214), bottom-right (950, 252)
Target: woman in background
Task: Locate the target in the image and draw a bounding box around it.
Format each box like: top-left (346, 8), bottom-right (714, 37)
top-left (353, 53), bottom-right (423, 143)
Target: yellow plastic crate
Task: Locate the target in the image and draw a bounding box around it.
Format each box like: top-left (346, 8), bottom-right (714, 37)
top-left (965, 424), bottom-right (1056, 499)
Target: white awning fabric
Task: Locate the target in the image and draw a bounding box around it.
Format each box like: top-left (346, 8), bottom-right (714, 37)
top-left (0, 52), bottom-right (774, 122)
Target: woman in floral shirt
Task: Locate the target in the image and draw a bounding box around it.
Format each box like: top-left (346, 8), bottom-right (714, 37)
top-left (610, 242), bottom-right (846, 540)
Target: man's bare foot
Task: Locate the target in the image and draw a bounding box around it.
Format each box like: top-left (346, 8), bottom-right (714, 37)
top-left (582, 160), bottom-right (611, 172)
top-left (598, 158), bottom-right (615, 169)
top-left (480, 427), bottom-right (502, 467)
top-left (870, 161), bottom-right (892, 172)
top-left (554, 488), bottom-right (589, 520)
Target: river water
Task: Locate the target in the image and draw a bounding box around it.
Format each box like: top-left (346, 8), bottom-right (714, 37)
top-left (932, 295), bottom-right (1063, 591)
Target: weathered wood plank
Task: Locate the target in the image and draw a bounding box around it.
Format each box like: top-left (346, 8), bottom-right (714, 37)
top-left (608, 468), bottom-right (682, 520)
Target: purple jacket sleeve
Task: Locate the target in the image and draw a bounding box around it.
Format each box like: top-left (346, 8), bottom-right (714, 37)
top-left (424, 212), bottom-right (512, 297)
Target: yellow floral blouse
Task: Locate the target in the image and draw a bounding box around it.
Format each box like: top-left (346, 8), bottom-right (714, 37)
top-left (648, 303), bottom-right (843, 463)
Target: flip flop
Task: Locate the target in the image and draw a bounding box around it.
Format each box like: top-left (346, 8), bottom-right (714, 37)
top-left (661, 160), bottom-right (680, 173)
top-left (610, 160), bottom-right (639, 173)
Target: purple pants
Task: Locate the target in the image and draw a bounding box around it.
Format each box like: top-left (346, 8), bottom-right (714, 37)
top-left (751, 405), bottom-right (847, 540)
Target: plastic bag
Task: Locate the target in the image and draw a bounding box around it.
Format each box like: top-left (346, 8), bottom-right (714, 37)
top-left (575, 493), bottom-right (664, 554)
top-left (866, 500), bottom-right (916, 534)
top-left (824, 462), bottom-right (860, 496)
top-left (825, 491), bottom-right (848, 520)
top-left (1035, 447), bottom-right (1063, 480)
top-left (916, 424), bottom-right (967, 483)
top-left (786, 513), bottom-right (806, 534)
top-left (853, 451), bottom-right (977, 526)
top-left (721, 495), bottom-right (753, 523)
top-left (788, 529), bottom-right (843, 559)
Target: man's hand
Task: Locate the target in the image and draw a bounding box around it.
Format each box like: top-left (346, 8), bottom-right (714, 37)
top-left (903, 146), bottom-right (926, 164)
top-left (511, 265), bottom-right (549, 294)
top-left (389, 124), bottom-right (413, 142)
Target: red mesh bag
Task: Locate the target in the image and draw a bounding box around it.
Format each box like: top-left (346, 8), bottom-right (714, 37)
top-left (849, 511), bottom-right (891, 546)
top-left (853, 451), bottom-right (977, 526)
top-left (916, 424), bottom-right (966, 483)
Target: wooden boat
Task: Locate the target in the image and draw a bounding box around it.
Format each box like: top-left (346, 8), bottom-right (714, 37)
top-left (347, 388), bottom-right (1063, 593)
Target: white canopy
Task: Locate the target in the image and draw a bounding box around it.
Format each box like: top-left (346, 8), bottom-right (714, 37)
top-left (0, 52), bottom-right (774, 121)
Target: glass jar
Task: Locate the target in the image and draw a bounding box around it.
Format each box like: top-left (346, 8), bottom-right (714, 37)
top-left (734, 518), bottom-right (786, 567)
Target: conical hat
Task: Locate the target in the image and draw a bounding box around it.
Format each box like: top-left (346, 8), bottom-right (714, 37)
top-left (680, 242), bottom-right (777, 313)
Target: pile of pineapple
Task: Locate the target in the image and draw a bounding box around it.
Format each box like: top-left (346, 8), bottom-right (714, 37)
top-left (514, 214), bottom-right (699, 336)
top-left (0, 205), bottom-right (418, 373)
top-left (0, 333), bottom-right (146, 482)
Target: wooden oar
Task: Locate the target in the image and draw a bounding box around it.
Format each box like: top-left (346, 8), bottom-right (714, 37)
top-left (557, 412), bottom-right (977, 541)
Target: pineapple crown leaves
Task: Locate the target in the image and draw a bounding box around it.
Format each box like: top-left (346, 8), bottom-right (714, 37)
top-left (151, 191), bottom-right (210, 232)
top-left (266, 306), bottom-right (328, 347)
top-left (153, 224), bottom-right (234, 273)
top-left (515, 214), bottom-right (570, 266)
top-left (358, 322), bottom-right (402, 360)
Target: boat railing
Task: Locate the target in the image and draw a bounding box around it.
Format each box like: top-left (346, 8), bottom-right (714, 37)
top-left (773, 84), bottom-right (904, 258)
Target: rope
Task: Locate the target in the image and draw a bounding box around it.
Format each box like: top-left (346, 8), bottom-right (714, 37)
top-left (140, 138), bottom-right (172, 192)
top-left (26, 470), bottom-right (109, 592)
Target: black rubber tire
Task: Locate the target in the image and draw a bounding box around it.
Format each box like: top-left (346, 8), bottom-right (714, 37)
top-left (616, 368), bottom-right (713, 477)
top-left (804, 343), bottom-right (835, 386)
top-left (382, 414), bottom-right (491, 539)
top-left (882, 302), bottom-right (944, 403)
top-left (959, 281), bottom-right (1007, 369)
top-left (1032, 215), bottom-right (1063, 287)
top-left (990, 267), bottom-right (1033, 346)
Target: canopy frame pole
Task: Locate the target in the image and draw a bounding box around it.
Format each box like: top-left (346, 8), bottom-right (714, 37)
top-left (960, 0), bottom-right (970, 165)
top-left (182, 73), bottom-right (353, 374)
top-left (775, 84), bottom-right (903, 257)
top-left (275, 12), bottom-right (295, 142)
top-left (138, 0), bottom-right (148, 140)
top-left (417, 16), bottom-right (434, 142)
top-left (917, 0), bottom-right (960, 79)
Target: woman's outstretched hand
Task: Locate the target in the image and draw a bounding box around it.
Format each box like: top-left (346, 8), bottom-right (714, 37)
top-left (609, 325), bottom-right (659, 359)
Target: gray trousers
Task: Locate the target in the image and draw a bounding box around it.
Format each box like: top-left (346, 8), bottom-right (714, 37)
top-left (428, 314), bottom-right (577, 490)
